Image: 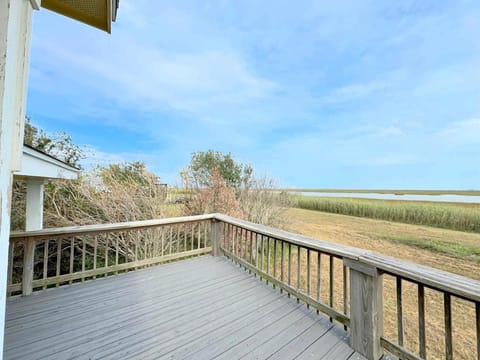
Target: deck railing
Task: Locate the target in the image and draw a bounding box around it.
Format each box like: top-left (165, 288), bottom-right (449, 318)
top-left (8, 214), bottom-right (213, 296)
top-left (8, 213), bottom-right (480, 360)
top-left (212, 214), bottom-right (480, 360)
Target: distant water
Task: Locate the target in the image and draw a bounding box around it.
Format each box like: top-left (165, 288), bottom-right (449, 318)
top-left (301, 192), bottom-right (480, 204)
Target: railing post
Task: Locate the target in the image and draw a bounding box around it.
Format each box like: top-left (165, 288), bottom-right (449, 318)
top-left (210, 219), bottom-right (224, 256)
top-left (344, 258), bottom-right (384, 360)
top-left (22, 237), bottom-right (35, 296)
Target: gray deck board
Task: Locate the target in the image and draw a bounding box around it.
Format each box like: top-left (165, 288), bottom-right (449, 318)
top-left (4, 255), bottom-right (365, 360)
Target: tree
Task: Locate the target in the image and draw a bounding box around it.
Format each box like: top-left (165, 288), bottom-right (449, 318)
top-left (183, 150), bottom-right (252, 189)
top-left (181, 150), bottom-right (292, 227)
top-left (24, 116), bottom-right (85, 168)
top-left (184, 168), bottom-right (244, 218)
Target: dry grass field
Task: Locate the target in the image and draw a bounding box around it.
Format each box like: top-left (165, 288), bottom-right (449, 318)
top-left (280, 208), bottom-right (480, 360)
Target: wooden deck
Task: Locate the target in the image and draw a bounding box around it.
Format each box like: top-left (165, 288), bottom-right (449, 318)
top-left (3, 255), bottom-right (365, 360)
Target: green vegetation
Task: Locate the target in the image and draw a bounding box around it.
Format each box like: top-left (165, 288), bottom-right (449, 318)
top-left (182, 149), bottom-right (252, 189)
top-left (283, 188), bottom-right (480, 196)
top-left (372, 233), bottom-right (480, 261)
top-left (182, 150), bottom-right (291, 226)
top-left (296, 196), bottom-right (480, 233)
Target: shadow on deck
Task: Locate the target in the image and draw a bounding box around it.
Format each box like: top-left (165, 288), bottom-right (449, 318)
top-left (4, 256), bottom-right (364, 360)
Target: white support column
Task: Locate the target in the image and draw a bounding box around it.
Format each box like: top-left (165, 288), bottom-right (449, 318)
top-left (0, 0), bottom-right (35, 358)
top-left (25, 178), bottom-right (44, 231)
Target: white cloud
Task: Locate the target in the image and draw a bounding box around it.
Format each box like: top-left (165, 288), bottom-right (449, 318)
top-left (31, 14), bottom-right (278, 125)
top-left (432, 119), bottom-right (480, 146)
top-left (322, 81), bottom-right (386, 103)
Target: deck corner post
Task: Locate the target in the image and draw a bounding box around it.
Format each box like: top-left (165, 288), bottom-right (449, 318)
top-left (345, 258), bottom-right (384, 360)
top-left (210, 220), bottom-right (224, 256)
top-left (22, 237), bottom-right (35, 296)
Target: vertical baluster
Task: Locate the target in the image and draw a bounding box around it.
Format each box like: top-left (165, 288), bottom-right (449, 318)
top-left (93, 237), bottom-right (97, 280)
top-left (255, 233), bottom-right (259, 270)
top-left (222, 223), bottom-right (226, 252)
top-left (418, 284), bottom-right (426, 359)
top-left (135, 232), bottom-right (139, 264)
top-left (329, 256), bottom-right (334, 322)
top-left (241, 229), bottom-right (246, 268)
top-left (43, 240), bottom-right (49, 290)
top-left (476, 302), bottom-right (480, 360)
top-left (267, 237), bottom-right (271, 276)
top-left (153, 229), bottom-right (157, 258)
top-left (232, 225), bottom-right (235, 253)
top-left (144, 230), bottom-right (149, 260)
top-left (260, 235), bottom-right (265, 271)
top-left (273, 239), bottom-right (277, 280)
top-left (444, 293), bottom-right (453, 360)
top-left (191, 223), bottom-right (195, 251)
top-left (204, 221), bottom-right (208, 248)
top-left (397, 277), bottom-right (404, 347)
top-left (198, 223), bottom-right (201, 250)
top-left (239, 229), bottom-right (244, 265)
top-left (69, 238), bottom-right (74, 284)
top-left (56, 239), bottom-right (62, 286)
top-left (169, 226), bottom-right (173, 255)
top-left (238, 228), bottom-right (242, 259)
top-left (115, 237), bottom-right (119, 275)
top-left (280, 241), bottom-right (284, 289)
top-left (105, 237), bottom-right (109, 276)
top-left (161, 227), bottom-right (165, 256)
top-left (307, 249), bottom-right (311, 308)
top-left (288, 243), bottom-right (292, 286)
top-left (183, 224), bottom-right (187, 252)
top-left (7, 242), bottom-right (14, 296)
top-left (317, 252), bottom-right (321, 314)
top-left (249, 231), bottom-right (253, 265)
top-left (343, 263), bottom-right (348, 330)
top-left (297, 246), bottom-right (301, 302)
top-left (82, 238), bottom-right (86, 282)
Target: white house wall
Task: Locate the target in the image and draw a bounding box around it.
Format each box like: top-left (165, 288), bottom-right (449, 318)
top-left (0, 1), bottom-right (35, 359)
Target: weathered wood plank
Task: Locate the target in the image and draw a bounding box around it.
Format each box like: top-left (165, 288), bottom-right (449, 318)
top-left (4, 256), bottom-right (354, 360)
top-left (6, 265), bottom-right (253, 357)
top-left (444, 293), bottom-right (453, 360)
top-left (22, 238), bottom-right (35, 296)
top-left (8, 247), bottom-right (211, 293)
top-left (418, 284), bottom-right (426, 359)
top-left (223, 249), bottom-right (350, 326)
top-left (10, 214), bottom-right (214, 241)
top-left (6, 263), bottom-right (234, 327)
top-left (380, 337), bottom-right (423, 360)
top-left (347, 258), bottom-right (383, 360)
top-left (236, 309), bottom-right (331, 359)
top-left (294, 326), bottom-right (349, 360)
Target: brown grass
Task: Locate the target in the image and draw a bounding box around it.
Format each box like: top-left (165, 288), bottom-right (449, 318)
top-left (280, 208), bottom-right (480, 360)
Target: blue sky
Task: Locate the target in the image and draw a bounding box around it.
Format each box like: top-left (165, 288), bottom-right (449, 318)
top-left (27, 0), bottom-right (480, 189)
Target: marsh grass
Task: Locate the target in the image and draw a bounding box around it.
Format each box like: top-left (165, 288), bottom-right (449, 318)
top-left (296, 196), bottom-right (480, 233)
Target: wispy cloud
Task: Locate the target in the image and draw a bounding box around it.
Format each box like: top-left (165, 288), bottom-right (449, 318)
top-left (27, 0), bottom-right (480, 188)
top-left (432, 119), bottom-right (480, 146)
top-left (322, 81), bottom-right (386, 103)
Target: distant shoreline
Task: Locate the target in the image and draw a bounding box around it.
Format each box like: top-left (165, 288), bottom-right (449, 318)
top-left (278, 189), bottom-right (480, 196)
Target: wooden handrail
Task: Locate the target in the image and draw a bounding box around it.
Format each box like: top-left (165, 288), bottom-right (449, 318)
top-left (10, 214), bottom-right (215, 241)
top-left (212, 213), bottom-right (363, 260)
